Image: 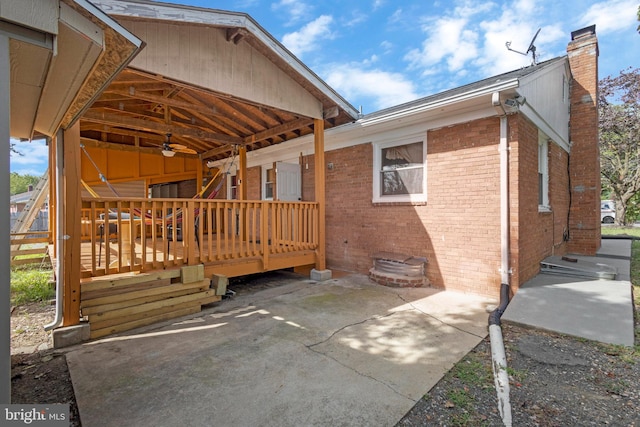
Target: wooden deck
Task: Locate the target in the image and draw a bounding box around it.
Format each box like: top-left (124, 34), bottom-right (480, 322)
top-left (80, 198), bottom-right (320, 279)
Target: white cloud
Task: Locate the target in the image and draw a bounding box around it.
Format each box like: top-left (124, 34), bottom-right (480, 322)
top-left (579, 0), bottom-right (638, 34)
top-left (271, 0), bottom-right (311, 25)
top-left (323, 63), bottom-right (420, 111)
top-left (372, 0), bottom-right (385, 11)
top-left (282, 15), bottom-right (334, 58)
top-left (10, 139), bottom-right (48, 176)
top-left (405, 17), bottom-right (480, 72)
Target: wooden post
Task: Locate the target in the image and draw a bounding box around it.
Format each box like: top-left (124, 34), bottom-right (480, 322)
top-left (313, 119), bottom-right (326, 270)
top-left (62, 123), bottom-right (82, 326)
top-left (238, 146), bottom-right (247, 200)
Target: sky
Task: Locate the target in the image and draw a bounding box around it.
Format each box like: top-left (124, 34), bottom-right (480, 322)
top-left (10, 0), bottom-right (640, 177)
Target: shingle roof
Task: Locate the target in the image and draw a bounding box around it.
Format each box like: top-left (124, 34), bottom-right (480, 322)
top-left (363, 56), bottom-right (567, 120)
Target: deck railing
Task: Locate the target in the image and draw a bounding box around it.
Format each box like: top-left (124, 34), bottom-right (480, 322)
top-left (80, 198), bottom-right (319, 277)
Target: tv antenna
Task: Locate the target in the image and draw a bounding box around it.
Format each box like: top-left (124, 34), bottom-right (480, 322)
top-left (506, 28), bottom-right (541, 65)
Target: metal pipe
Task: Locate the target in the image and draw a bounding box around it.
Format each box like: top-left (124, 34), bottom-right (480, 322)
top-left (499, 115), bottom-right (510, 284)
top-left (488, 96), bottom-right (513, 426)
top-left (45, 130), bottom-right (64, 331)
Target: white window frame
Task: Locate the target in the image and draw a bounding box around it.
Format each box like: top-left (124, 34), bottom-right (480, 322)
top-left (372, 134), bottom-right (427, 204)
top-left (226, 164), bottom-right (238, 200)
top-left (261, 164), bottom-right (275, 200)
top-left (538, 132), bottom-right (550, 211)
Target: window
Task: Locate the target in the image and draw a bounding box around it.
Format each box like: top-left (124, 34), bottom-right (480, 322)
top-left (538, 132), bottom-right (549, 209)
top-left (228, 174), bottom-right (238, 200)
top-left (373, 137), bottom-right (426, 203)
top-left (264, 167), bottom-right (275, 200)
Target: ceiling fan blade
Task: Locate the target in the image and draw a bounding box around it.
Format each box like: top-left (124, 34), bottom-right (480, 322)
top-left (175, 147), bottom-right (197, 155)
top-left (168, 143), bottom-right (188, 150)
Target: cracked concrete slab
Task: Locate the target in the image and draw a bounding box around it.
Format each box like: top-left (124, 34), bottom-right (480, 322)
top-left (66, 273), bottom-right (495, 427)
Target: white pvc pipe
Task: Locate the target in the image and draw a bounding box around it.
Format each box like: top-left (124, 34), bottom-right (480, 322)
top-left (45, 131), bottom-right (64, 331)
top-left (490, 324), bottom-right (512, 426)
top-left (500, 115), bottom-right (509, 284)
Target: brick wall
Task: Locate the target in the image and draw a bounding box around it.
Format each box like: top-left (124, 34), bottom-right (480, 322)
top-left (567, 26), bottom-right (600, 254)
top-left (320, 118), bottom-right (507, 296)
top-left (512, 115), bottom-right (570, 287)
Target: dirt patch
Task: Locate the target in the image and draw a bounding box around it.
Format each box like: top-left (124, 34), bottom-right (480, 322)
top-left (11, 303), bottom-right (80, 426)
top-left (398, 323), bottom-right (640, 426)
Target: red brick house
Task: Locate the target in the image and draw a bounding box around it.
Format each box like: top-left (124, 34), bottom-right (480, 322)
top-left (236, 26), bottom-right (600, 297)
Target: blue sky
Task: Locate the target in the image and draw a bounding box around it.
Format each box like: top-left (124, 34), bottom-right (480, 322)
top-left (10, 0), bottom-right (639, 176)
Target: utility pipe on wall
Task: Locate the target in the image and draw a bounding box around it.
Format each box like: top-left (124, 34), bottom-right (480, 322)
top-left (45, 131), bottom-right (65, 331)
top-left (490, 93), bottom-right (513, 426)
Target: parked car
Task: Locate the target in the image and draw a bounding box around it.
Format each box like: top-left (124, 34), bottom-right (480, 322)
top-left (601, 200), bottom-right (615, 224)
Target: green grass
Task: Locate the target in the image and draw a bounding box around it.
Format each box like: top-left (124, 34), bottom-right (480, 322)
top-left (451, 357), bottom-right (493, 386)
top-left (601, 226), bottom-right (640, 238)
top-left (10, 267), bottom-right (55, 306)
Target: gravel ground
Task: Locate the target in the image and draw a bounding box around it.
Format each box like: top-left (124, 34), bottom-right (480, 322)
top-left (11, 277), bottom-right (640, 427)
top-left (398, 321), bottom-right (640, 427)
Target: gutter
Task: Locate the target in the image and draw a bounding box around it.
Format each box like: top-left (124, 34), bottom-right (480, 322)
top-left (45, 132), bottom-right (64, 331)
top-left (489, 92), bottom-right (513, 426)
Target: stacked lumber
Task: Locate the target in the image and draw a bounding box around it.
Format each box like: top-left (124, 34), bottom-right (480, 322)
top-left (80, 265), bottom-right (221, 339)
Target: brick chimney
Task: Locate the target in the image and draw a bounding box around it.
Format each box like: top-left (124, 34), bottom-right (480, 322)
top-left (567, 25), bottom-right (600, 255)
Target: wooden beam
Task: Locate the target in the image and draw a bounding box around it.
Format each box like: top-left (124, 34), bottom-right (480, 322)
top-left (226, 28), bottom-right (247, 44)
top-left (82, 111), bottom-right (243, 145)
top-left (201, 144), bottom-right (236, 160)
top-left (243, 117), bottom-right (313, 145)
top-left (106, 88), bottom-right (221, 118)
top-left (80, 137), bottom-right (164, 156)
top-left (313, 118), bottom-right (326, 271)
top-left (62, 123), bottom-right (82, 326)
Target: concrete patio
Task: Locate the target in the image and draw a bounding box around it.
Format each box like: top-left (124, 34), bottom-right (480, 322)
top-left (66, 273), bottom-right (496, 427)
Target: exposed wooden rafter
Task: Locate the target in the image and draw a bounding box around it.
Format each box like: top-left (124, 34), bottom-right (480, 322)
top-left (82, 110), bottom-right (243, 145)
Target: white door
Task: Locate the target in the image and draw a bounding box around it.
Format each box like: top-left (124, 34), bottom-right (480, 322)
top-left (276, 162), bottom-right (301, 201)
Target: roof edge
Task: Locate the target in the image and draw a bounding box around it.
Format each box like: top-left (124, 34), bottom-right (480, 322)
top-left (91, 0), bottom-right (360, 120)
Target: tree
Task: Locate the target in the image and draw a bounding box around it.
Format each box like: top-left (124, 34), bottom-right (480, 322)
top-left (10, 172), bottom-right (41, 196)
top-left (599, 67), bottom-right (640, 225)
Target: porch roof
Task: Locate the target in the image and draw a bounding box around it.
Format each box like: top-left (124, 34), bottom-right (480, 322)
top-left (83, 0), bottom-right (360, 162)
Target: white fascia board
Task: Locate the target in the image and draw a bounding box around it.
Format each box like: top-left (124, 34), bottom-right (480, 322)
top-left (360, 78), bottom-right (520, 126)
top-left (72, 0), bottom-right (142, 48)
top-left (91, 0), bottom-right (359, 119)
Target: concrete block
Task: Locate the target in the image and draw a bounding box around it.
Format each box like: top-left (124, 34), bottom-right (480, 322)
top-left (181, 264), bottom-right (204, 284)
top-left (310, 269), bottom-right (332, 282)
top-left (53, 323), bottom-right (90, 348)
top-left (211, 274), bottom-right (228, 296)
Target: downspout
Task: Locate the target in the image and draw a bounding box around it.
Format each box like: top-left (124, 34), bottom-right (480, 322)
top-left (45, 130), bottom-right (64, 331)
top-left (490, 92), bottom-right (512, 426)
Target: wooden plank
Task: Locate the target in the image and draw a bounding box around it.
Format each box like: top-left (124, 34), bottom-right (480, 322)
top-left (88, 294), bottom-right (221, 332)
top-left (81, 278), bottom-right (173, 301)
top-left (89, 306), bottom-right (201, 339)
top-left (81, 283), bottom-right (209, 315)
top-left (81, 279), bottom-right (209, 309)
top-left (11, 248), bottom-right (47, 257)
top-left (10, 237), bottom-right (50, 245)
top-left (181, 264), bottom-right (204, 284)
top-left (87, 289), bottom-right (216, 323)
top-left (80, 269), bottom-right (181, 293)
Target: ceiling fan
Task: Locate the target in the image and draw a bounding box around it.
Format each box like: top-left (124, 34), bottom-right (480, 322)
top-left (161, 133), bottom-right (197, 157)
